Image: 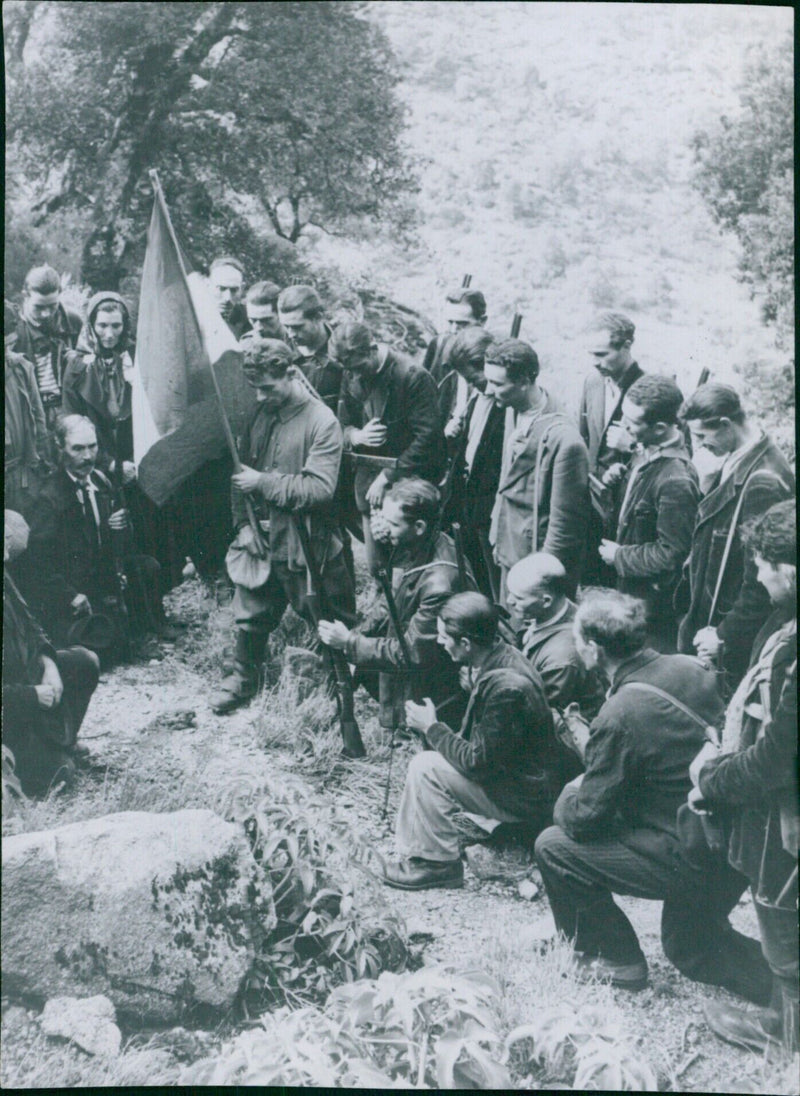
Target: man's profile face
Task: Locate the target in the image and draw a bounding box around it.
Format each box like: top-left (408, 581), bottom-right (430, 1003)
top-left (573, 622), bottom-right (598, 671)
top-left (93, 308), bottom-right (125, 351)
top-left (484, 362), bottom-right (523, 409)
top-left (22, 289), bottom-right (60, 331)
top-left (506, 575), bottom-right (550, 622)
top-left (61, 422), bottom-right (99, 479)
top-left (246, 302), bottom-right (280, 339)
top-left (620, 396), bottom-right (658, 448)
top-left (436, 617), bottom-right (469, 664)
top-left (210, 265), bottom-right (244, 318)
top-left (340, 346), bottom-right (378, 380)
top-left (590, 334), bottom-right (631, 382)
top-left (278, 307), bottom-right (324, 351)
top-left (754, 553), bottom-right (795, 607)
top-left (381, 498), bottom-right (421, 549)
top-left (686, 418), bottom-right (734, 457)
top-left (445, 299), bottom-right (480, 333)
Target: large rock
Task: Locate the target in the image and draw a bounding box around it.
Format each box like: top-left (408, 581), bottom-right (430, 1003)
top-left (40, 994), bottom-right (121, 1057)
top-left (2, 810), bottom-right (275, 1023)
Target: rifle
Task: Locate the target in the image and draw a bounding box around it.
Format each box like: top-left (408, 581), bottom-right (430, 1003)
top-left (375, 565), bottom-right (417, 820)
top-left (291, 514), bottom-right (366, 759)
top-left (461, 274), bottom-right (472, 289)
top-left (696, 367), bottom-right (710, 388)
top-left (108, 428), bottom-right (134, 659)
top-left (510, 312), bottom-right (523, 339)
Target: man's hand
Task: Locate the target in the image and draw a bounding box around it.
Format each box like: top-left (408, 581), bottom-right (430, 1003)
top-left (687, 784), bottom-right (709, 812)
top-left (601, 462), bottom-right (627, 488)
top-left (366, 470), bottom-right (390, 509)
top-left (444, 415), bottom-right (462, 440)
top-left (458, 665), bottom-right (472, 693)
top-left (605, 423), bottom-right (634, 453)
top-left (318, 620), bottom-right (352, 650)
top-left (405, 697), bottom-right (437, 733)
top-left (122, 461), bottom-right (137, 484)
top-left (108, 508), bottom-right (130, 531)
top-left (564, 773), bottom-right (585, 791)
top-left (693, 626), bottom-right (722, 665)
top-left (689, 740), bottom-right (720, 787)
top-left (40, 656), bottom-right (64, 705)
top-left (354, 418), bottom-right (388, 449)
top-left (70, 593), bottom-right (91, 617)
top-left (598, 538), bottom-right (620, 565)
top-left (231, 465), bottom-right (264, 494)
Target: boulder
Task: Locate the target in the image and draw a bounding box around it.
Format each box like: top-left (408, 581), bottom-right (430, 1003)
top-left (463, 843), bottom-right (532, 883)
top-left (41, 994), bottom-right (121, 1058)
top-left (2, 809), bottom-right (275, 1023)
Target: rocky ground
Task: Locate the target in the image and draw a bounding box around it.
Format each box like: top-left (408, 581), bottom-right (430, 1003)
top-left (2, 557), bottom-right (798, 1093)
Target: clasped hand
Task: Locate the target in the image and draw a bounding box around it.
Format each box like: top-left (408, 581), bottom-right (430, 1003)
top-left (232, 465), bottom-right (264, 493)
top-left (405, 697), bottom-right (437, 734)
top-left (354, 418), bottom-right (387, 449)
top-left (318, 620), bottom-right (352, 650)
top-left (36, 655), bottom-right (64, 710)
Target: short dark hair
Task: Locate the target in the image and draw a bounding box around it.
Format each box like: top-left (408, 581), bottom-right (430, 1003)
top-left (625, 375), bottom-right (684, 426)
top-left (54, 412), bottom-right (96, 449)
top-left (384, 477), bottom-right (441, 530)
top-left (439, 591), bottom-right (499, 648)
top-left (445, 288), bottom-right (487, 322)
top-left (448, 327), bottom-right (495, 376)
top-left (742, 500), bottom-right (796, 567)
top-left (242, 337), bottom-right (293, 380)
top-left (575, 588), bottom-right (648, 659)
top-left (680, 383), bottom-right (745, 427)
top-left (24, 264), bottom-right (60, 296)
top-left (329, 320), bottom-right (373, 363)
top-left (210, 255), bottom-right (244, 276)
top-left (484, 338), bottom-right (539, 383)
top-left (594, 311), bottom-right (635, 348)
top-left (246, 280), bottom-right (280, 307)
top-left (277, 284), bottom-right (324, 320)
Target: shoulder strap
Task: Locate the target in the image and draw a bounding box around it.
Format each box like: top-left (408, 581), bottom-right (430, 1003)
top-left (620, 680), bottom-right (720, 744)
top-left (707, 460), bottom-right (760, 625)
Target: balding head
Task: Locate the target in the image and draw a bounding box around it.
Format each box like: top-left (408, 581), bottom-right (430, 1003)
top-left (506, 552), bottom-right (568, 622)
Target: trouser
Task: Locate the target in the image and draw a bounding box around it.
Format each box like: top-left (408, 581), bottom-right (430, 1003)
top-left (3, 646), bottom-right (100, 796)
top-left (460, 522), bottom-right (500, 602)
top-left (124, 553), bottom-right (163, 634)
top-left (233, 553), bottom-right (356, 638)
top-left (534, 825), bottom-right (773, 1004)
top-left (396, 750), bottom-right (535, 861)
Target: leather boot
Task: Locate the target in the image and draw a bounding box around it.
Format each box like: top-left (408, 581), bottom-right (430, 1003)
top-left (703, 999), bottom-right (782, 1053)
top-left (210, 630), bottom-right (267, 715)
top-left (383, 856), bottom-right (464, 891)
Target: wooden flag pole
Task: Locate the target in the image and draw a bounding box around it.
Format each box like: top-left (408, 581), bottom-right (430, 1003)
top-left (147, 169), bottom-right (267, 555)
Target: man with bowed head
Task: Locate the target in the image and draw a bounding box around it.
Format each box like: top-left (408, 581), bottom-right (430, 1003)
top-left (534, 589), bottom-right (772, 1002)
top-left (277, 284), bottom-right (343, 414)
top-left (422, 286), bottom-right (488, 386)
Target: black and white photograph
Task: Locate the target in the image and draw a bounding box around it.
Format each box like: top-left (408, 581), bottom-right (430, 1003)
top-left (2, 1), bottom-right (796, 1091)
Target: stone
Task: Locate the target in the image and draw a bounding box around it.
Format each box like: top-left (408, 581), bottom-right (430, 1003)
top-left (41, 994), bottom-right (121, 1058)
top-left (280, 646), bottom-right (327, 701)
top-left (2, 809), bottom-right (275, 1023)
top-left (517, 878), bottom-right (541, 901)
top-left (464, 843), bottom-right (532, 882)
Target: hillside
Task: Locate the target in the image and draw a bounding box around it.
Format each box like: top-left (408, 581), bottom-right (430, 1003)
top-left (306, 1), bottom-right (792, 410)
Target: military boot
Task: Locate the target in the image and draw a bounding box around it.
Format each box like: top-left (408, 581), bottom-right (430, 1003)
top-left (210, 630), bottom-right (267, 715)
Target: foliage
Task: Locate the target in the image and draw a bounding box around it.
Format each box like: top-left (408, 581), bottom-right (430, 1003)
top-left (212, 772), bottom-right (408, 1010)
top-left (180, 964), bottom-right (511, 1088)
top-left (691, 34), bottom-right (794, 349)
top-left (4, 1), bottom-right (417, 290)
top-left (1, 746), bottom-right (26, 817)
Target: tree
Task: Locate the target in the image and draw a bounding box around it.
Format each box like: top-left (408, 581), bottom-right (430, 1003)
top-left (691, 34), bottom-right (793, 350)
top-left (4, 1), bottom-right (418, 291)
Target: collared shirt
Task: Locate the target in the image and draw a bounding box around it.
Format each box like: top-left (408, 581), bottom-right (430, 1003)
top-left (603, 375), bottom-right (622, 427)
top-left (718, 430), bottom-right (764, 485)
top-left (66, 469), bottom-right (102, 544)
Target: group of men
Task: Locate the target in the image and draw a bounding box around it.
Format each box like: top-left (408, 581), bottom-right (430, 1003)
top-left (3, 262), bottom-right (797, 1057)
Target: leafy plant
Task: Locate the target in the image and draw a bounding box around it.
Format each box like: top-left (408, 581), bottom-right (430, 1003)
top-left (2, 745), bottom-right (26, 818)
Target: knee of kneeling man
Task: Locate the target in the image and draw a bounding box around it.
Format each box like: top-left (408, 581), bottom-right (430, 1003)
top-left (407, 749), bottom-right (442, 781)
top-left (534, 824), bottom-right (568, 865)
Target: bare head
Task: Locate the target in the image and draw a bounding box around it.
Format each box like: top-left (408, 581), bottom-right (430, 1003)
top-left (277, 284), bottom-right (326, 351)
top-left (506, 552), bottom-right (568, 623)
top-left (589, 312), bottom-right (635, 381)
top-left (444, 288), bottom-right (487, 333)
top-left (209, 256), bottom-right (244, 319)
top-left (55, 413), bottom-right (99, 480)
top-left (483, 339), bottom-right (540, 411)
top-left (241, 337), bottom-right (295, 411)
top-left (437, 591), bottom-right (499, 665)
top-left (574, 588), bottom-right (648, 674)
top-left (245, 280), bottom-right (281, 338)
top-left (21, 264), bottom-right (61, 330)
top-left (329, 320), bottom-right (379, 379)
top-left (679, 383), bottom-right (748, 457)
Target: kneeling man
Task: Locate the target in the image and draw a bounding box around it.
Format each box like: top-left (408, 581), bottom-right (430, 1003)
top-left (384, 591), bottom-right (561, 890)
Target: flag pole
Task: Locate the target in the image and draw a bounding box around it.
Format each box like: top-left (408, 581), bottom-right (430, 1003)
top-left (147, 169), bottom-right (267, 556)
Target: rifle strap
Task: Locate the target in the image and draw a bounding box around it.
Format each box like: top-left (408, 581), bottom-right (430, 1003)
top-left (619, 681), bottom-right (720, 745)
top-left (706, 463), bottom-right (758, 626)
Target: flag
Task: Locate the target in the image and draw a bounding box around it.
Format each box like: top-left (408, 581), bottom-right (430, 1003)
top-left (132, 190), bottom-right (254, 506)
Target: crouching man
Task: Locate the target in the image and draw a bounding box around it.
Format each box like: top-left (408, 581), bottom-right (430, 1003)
top-left (211, 338), bottom-right (355, 715)
top-left (534, 589), bottom-right (772, 1002)
top-left (382, 592), bottom-right (561, 891)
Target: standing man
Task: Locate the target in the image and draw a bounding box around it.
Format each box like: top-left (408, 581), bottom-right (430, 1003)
top-left (211, 339), bottom-right (354, 715)
top-left (676, 384), bottom-right (794, 688)
top-left (12, 264), bottom-right (82, 440)
top-left (331, 321), bottom-right (445, 575)
top-left (534, 589), bottom-right (772, 1002)
top-left (277, 285), bottom-right (343, 414)
top-left (578, 312), bottom-right (645, 585)
top-left (5, 330), bottom-right (50, 521)
top-left (486, 339), bottom-right (589, 604)
top-left (380, 592), bottom-right (559, 890)
top-left (422, 286), bottom-right (488, 386)
top-left (241, 280), bottom-right (282, 343)
top-left (597, 375), bottom-right (700, 651)
top-left (692, 501), bottom-right (797, 1058)
top-left (208, 255), bottom-right (249, 339)
top-left (318, 478), bottom-right (471, 740)
top-left (505, 552), bottom-right (605, 721)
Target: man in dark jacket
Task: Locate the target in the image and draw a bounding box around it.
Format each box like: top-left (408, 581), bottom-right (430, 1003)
top-left (18, 415), bottom-right (164, 662)
top-left (12, 264), bottom-right (82, 441)
top-left (331, 321), bottom-right (445, 574)
top-left (318, 478), bottom-right (471, 738)
top-left (421, 286), bottom-right (488, 386)
top-left (577, 312), bottom-right (645, 586)
top-left (598, 375), bottom-right (700, 651)
top-left (3, 510), bottom-right (100, 795)
top-left (506, 552), bottom-right (604, 721)
top-left (535, 589), bottom-right (772, 1001)
top-left (211, 339), bottom-right (354, 714)
top-left (692, 501), bottom-right (798, 1056)
top-left (676, 384), bottom-right (794, 688)
top-left (381, 591), bottom-right (559, 890)
top-left (486, 339), bottom-right (590, 602)
top-left (5, 336), bottom-right (50, 520)
top-left (277, 285), bottom-right (343, 414)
